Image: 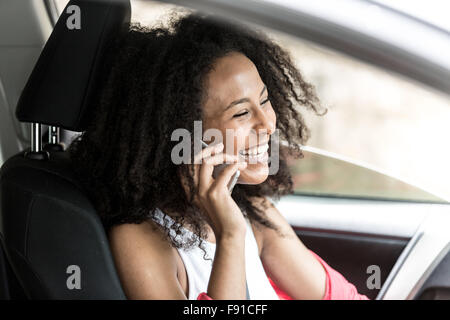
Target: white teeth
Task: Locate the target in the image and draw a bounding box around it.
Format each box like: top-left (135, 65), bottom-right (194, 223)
top-left (240, 143), bottom-right (269, 156)
top-left (257, 144), bottom-right (269, 154)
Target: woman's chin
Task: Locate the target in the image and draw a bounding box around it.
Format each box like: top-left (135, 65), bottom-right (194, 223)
top-left (237, 161), bottom-right (269, 185)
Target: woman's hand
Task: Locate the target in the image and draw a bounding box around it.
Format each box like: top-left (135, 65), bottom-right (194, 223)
top-left (191, 142), bottom-right (248, 240)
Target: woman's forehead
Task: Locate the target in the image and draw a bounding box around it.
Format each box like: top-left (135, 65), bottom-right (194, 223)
top-left (204, 53), bottom-right (263, 109)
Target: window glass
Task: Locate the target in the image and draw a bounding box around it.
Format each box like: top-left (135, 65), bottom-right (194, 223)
top-left (291, 150), bottom-right (443, 203)
top-left (268, 28), bottom-right (450, 203)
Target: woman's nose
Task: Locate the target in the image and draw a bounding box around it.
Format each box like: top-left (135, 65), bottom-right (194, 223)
top-left (254, 108), bottom-right (275, 135)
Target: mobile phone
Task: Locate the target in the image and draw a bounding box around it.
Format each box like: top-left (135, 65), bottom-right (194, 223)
top-left (200, 140), bottom-right (240, 193)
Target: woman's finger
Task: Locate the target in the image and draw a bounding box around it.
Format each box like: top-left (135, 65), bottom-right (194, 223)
top-left (191, 143), bottom-right (222, 192)
top-left (198, 153), bottom-right (239, 193)
top-left (193, 142), bottom-right (223, 164)
top-left (203, 153), bottom-right (239, 166)
top-left (211, 161), bottom-right (247, 190)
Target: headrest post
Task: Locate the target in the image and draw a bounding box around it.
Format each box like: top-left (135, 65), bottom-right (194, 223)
top-left (31, 122), bottom-right (42, 152)
top-left (25, 122), bottom-right (49, 160)
top-left (43, 126), bottom-right (64, 152)
top-left (48, 126), bottom-right (60, 145)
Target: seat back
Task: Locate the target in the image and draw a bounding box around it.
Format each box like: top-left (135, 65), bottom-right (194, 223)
top-left (0, 0), bottom-right (131, 299)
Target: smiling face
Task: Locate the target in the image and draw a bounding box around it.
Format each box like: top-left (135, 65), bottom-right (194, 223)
top-left (202, 51), bottom-right (277, 184)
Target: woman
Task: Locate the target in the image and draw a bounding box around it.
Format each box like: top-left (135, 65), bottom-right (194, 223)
top-left (68, 11), bottom-right (368, 300)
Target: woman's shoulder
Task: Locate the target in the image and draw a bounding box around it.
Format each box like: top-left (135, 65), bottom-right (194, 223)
top-left (108, 220), bottom-right (189, 299)
top-left (108, 220), bottom-right (179, 270)
top-left (109, 219), bottom-right (174, 248)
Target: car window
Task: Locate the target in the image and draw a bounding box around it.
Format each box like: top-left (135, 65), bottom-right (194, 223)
top-left (290, 150), bottom-right (443, 203)
top-left (52, 0), bottom-right (450, 203)
top-left (266, 27), bottom-right (450, 203)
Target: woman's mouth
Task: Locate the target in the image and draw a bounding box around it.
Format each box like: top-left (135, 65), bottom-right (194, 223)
top-left (239, 143), bottom-right (269, 163)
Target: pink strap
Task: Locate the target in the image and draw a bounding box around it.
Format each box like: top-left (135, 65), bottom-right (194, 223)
top-left (268, 277), bottom-right (292, 300)
top-left (197, 292), bottom-right (213, 300)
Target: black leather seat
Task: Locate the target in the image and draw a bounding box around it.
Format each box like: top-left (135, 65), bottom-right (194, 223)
top-left (0, 0), bottom-right (131, 299)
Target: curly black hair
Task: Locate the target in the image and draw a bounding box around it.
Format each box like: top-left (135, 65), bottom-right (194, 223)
top-left (68, 10), bottom-right (325, 259)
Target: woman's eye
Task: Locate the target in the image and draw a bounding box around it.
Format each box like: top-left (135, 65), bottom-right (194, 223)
top-left (232, 99), bottom-right (269, 118)
top-left (233, 111), bottom-right (249, 118)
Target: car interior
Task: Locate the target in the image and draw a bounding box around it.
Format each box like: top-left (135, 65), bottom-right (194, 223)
top-left (0, 0), bottom-right (449, 300)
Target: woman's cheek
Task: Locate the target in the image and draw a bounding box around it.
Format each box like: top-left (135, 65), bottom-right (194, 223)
top-left (230, 127), bottom-right (247, 155)
top-left (268, 105), bottom-right (277, 127)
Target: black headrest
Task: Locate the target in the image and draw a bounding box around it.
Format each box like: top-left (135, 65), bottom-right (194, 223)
top-left (15, 0), bottom-right (131, 132)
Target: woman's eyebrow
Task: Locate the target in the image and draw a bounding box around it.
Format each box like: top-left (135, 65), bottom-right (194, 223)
top-left (224, 85), bottom-right (267, 111)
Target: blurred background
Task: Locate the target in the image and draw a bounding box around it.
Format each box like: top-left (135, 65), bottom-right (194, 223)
top-left (54, 0), bottom-right (450, 203)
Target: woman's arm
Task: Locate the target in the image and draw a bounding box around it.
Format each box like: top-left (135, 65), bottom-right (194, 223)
top-left (253, 197), bottom-right (368, 300)
top-left (254, 197), bottom-right (326, 300)
top-left (207, 232), bottom-right (247, 299)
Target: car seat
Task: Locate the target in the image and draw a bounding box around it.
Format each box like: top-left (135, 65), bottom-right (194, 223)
top-left (0, 0), bottom-right (131, 299)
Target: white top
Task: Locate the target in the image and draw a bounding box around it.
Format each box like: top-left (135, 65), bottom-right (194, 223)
top-left (151, 208), bottom-right (279, 300)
